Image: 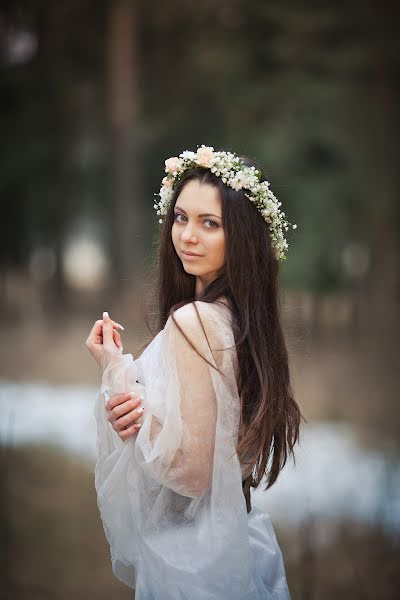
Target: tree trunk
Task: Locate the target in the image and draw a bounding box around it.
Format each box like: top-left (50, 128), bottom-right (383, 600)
top-left (107, 0), bottom-right (138, 292)
top-left (368, 65), bottom-right (399, 333)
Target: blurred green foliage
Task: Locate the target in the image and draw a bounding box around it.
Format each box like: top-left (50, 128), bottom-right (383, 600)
top-left (0, 0), bottom-right (399, 294)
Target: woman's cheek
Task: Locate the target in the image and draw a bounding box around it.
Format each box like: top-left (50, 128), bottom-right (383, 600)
top-left (215, 233), bottom-right (225, 268)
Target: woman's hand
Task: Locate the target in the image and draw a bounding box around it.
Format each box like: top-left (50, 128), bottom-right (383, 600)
top-left (86, 311), bottom-right (125, 368)
top-left (106, 392), bottom-right (144, 440)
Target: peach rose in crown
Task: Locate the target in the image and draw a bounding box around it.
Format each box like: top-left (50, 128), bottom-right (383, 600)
top-left (196, 146), bottom-right (214, 168)
top-left (162, 176), bottom-right (174, 188)
top-left (165, 157), bottom-right (182, 174)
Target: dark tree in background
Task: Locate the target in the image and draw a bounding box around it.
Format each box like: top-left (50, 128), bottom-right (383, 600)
top-left (0, 0), bottom-right (399, 321)
top-left (107, 0), bottom-right (140, 289)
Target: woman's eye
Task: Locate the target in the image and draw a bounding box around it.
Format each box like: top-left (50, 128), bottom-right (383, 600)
top-left (173, 213), bottom-right (186, 223)
top-left (204, 220), bottom-right (219, 229)
top-left (173, 213), bottom-right (219, 229)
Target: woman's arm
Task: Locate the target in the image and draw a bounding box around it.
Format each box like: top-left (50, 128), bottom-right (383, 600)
top-left (95, 302), bottom-right (235, 499)
top-left (158, 304), bottom-right (219, 497)
top-left (132, 301), bottom-right (234, 498)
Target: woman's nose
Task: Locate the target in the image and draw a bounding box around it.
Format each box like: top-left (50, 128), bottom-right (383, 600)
top-left (181, 224), bottom-right (198, 243)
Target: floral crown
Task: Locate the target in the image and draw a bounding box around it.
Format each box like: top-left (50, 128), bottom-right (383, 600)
top-left (154, 145), bottom-right (297, 260)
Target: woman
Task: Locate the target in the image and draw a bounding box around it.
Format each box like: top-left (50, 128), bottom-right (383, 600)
top-left (86, 146), bottom-right (301, 599)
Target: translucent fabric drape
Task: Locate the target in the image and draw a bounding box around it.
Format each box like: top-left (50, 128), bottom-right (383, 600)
top-left (94, 301), bottom-right (290, 599)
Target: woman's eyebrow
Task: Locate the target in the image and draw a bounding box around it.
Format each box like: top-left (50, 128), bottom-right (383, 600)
top-left (174, 205), bottom-right (222, 219)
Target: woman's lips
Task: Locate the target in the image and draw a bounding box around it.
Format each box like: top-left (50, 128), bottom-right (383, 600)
top-left (182, 250), bottom-right (202, 260)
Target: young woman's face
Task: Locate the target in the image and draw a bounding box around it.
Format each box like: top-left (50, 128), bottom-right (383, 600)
top-left (171, 179), bottom-right (225, 288)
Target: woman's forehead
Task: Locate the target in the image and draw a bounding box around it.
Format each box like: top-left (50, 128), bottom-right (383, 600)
top-left (176, 180), bottom-right (222, 215)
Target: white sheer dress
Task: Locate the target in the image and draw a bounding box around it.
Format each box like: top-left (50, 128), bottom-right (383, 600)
top-left (94, 300), bottom-right (291, 599)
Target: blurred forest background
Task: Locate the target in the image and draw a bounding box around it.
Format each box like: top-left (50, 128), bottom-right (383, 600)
top-left (0, 0), bottom-right (399, 598)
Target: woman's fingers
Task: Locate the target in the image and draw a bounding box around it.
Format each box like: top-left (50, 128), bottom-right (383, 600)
top-left (89, 316), bottom-right (124, 337)
top-left (102, 311), bottom-right (117, 350)
top-left (118, 422), bottom-right (141, 441)
top-left (113, 328), bottom-right (123, 349)
top-left (108, 400), bottom-right (143, 423)
top-left (113, 406), bottom-right (145, 431)
top-left (85, 320), bottom-right (102, 347)
top-left (101, 311), bottom-right (112, 348)
top-left (106, 392), bottom-right (141, 413)
top-left (106, 393), bottom-right (144, 433)
top-left (86, 316), bottom-right (124, 348)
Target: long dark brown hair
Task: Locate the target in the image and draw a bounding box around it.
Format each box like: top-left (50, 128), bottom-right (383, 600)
top-left (153, 158), bottom-right (301, 491)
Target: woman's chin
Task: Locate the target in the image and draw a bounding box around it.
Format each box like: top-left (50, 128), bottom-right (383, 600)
top-left (182, 264), bottom-right (201, 276)
top-left (180, 259), bottom-right (202, 274)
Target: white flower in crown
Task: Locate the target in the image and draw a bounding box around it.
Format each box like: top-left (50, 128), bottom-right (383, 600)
top-left (154, 145), bottom-right (297, 260)
top-left (180, 150), bottom-right (197, 160)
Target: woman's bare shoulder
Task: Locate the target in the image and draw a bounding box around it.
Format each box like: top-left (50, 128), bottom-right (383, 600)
top-left (173, 299), bottom-right (230, 327)
top-left (168, 300), bottom-right (232, 351)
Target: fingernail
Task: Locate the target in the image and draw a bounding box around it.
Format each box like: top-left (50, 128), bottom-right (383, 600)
top-left (129, 392), bottom-right (136, 399)
top-left (117, 324), bottom-right (125, 331)
top-left (137, 406), bottom-right (145, 413)
top-left (135, 424), bottom-right (141, 430)
top-left (103, 311), bottom-right (109, 319)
